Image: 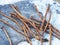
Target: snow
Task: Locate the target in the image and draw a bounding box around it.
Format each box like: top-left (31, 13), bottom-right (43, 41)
top-left (0, 0), bottom-right (23, 5)
top-left (18, 38), bottom-right (41, 45)
top-left (0, 0), bottom-right (60, 45)
top-left (31, 0), bottom-right (60, 30)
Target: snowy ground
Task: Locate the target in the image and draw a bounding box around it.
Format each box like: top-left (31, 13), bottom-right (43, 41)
top-left (0, 0), bottom-right (60, 45)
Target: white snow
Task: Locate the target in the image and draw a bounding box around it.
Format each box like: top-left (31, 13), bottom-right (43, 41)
top-left (18, 41), bottom-right (30, 45)
top-left (0, 0), bottom-right (23, 5)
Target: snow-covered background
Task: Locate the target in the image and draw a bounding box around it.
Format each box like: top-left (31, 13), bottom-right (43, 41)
top-left (0, 0), bottom-right (60, 45)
